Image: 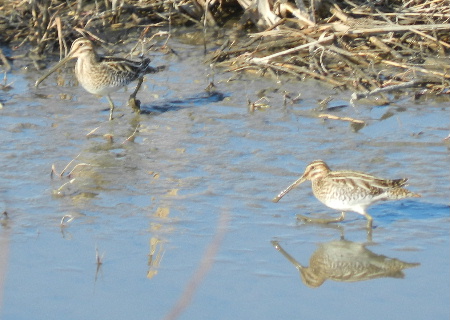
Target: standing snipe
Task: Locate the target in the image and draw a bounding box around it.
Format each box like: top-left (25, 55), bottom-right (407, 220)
top-left (272, 160), bottom-right (420, 228)
top-left (35, 38), bottom-right (164, 120)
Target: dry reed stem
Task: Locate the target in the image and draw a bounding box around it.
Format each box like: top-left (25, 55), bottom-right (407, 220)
top-left (381, 60), bottom-right (450, 79)
top-left (3, 0), bottom-right (449, 94)
top-left (249, 35), bottom-right (335, 64)
top-left (86, 126), bottom-right (102, 137)
top-left (50, 154), bottom-right (79, 178)
top-left (339, 23), bottom-right (450, 35)
top-left (0, 50), bottom-right (11, 72)
top-left (55, 179), bottom-right (76, 195)
top-left (212, 0), bottom-right (450, 93)
top-left (318, 113), bottom-right (365, 124)
top-left (66, 163), bottom-right (93, 178)
top-left (60, 214), bottom-right (74, 227)
top-left (409, 28), bottom-right (450, 49)
top-left (122, 125), bottom-right (140, 144)
top-left (351, 80), bottom-right (424, 100)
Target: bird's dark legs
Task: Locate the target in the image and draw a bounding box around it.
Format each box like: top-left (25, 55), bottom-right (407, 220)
top-left (128, 77), bottom-right (143, 112)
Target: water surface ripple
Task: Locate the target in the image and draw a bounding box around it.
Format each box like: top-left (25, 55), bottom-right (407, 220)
top-left (0, 41), bottom-right (449, 320)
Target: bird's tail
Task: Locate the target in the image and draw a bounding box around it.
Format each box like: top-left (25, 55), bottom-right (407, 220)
top-left (141, 57), bottom-right (165, 74)
top-left (390, 178), bottom-right (408, 188)
top-left (390, 187), bottom-right (421, 199)
top-left (146, 65), bottom-right (166, 74)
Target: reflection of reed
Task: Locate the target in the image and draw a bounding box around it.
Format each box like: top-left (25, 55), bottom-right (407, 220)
top-left (147, 207), bottom-right (171, 279)
top-left (272, 240), bottom-right (419, 288)
top-left (147, 237), bottom-right (165, 279)
top-left (163, 211), bottom-right (230, 320)
top-left (0, 210), bottom-right (11, 309)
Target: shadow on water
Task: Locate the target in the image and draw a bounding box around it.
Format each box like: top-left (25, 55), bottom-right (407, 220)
top-left (139, 90), bottom-right (226, 114)
top-left (287, 195), bottom-right (445, 232)
top-left (272, 235), bottom-right (420, 288)
top-left (362, 201), bottom-right (450, 226)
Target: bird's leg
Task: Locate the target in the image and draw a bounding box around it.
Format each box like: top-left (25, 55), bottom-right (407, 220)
top-left (362, 211), bottom-right (374, 242)
top-left (366, 228), bottom-right (373, 243)
top-left (106, 95), bottom-right (115, 121)
top-left (296, 211), bottom-right (346, 224)
top-left (362, 212), bottom-right (373, 229)
top-left (128, 77), bottom-right (143, 112)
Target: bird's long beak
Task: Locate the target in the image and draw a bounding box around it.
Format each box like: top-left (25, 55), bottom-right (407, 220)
top-left (272, 174), bottom-right (306, 203)
top-left (35, 54), bottom-right (75, 87)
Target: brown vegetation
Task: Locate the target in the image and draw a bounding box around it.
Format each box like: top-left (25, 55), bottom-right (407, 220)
top-left (0, 0), bottom-right (449, 95)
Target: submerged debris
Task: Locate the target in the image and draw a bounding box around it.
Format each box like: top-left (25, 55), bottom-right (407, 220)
top-left (60, 214), bottom-right (74, 227)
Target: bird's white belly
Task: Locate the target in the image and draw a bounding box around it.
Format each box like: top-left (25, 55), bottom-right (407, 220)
top-left (321, 198), bottom-right (374, 215)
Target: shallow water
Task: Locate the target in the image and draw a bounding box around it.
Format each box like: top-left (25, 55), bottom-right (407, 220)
top-left (0, 40), bottom-right (449, 320)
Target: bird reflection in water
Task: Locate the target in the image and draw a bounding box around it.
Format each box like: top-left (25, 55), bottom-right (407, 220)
top-left (272, 239), bottom-right (419, 288)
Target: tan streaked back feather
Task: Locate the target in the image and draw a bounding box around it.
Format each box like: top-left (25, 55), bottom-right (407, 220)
top-left (100, 56), bottom-right (151, 75)
top-left (305, 160), bottom-right (420, 199)
top-left (327, 171), bottom-right (408, 192)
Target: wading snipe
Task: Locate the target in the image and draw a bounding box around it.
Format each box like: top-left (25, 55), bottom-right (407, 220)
top-left (35, 37), bottom-right (164, 120)
top-left (272, 160), bottom-right (421, 228)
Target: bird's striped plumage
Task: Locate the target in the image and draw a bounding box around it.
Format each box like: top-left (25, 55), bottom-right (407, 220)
top-left (273, 160), bottom-right (420, 228)
top-left (272, 240), bottom-right (419, 288)
top-left (36, 38), bottom-right (164, 120)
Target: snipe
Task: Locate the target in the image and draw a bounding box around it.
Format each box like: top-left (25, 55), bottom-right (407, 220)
top-left (273, 160), bottom-right (421, 228)
top-left (35, 38), bottom-right (164, 120)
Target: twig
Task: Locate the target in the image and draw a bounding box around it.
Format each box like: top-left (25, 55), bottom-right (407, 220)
top-left (338, 23), bottom-right (450, 35)
top-left (51, 153), bottom-right (82, 178)
top-left (248, 97), bottom-right (270, 112)
top-left (95, 246), bottom-right (104, 266)
top-left (86, 126), bottom-right (101, 137)
top-left (55, 179), bottom-right (76, 195)
top-left (0, 49), bottom-right (11, 72)
top-left (380, 60), bottom-right (450, 79)
top-left (249, 35), bottom-right (335, 64)
top-left (122, 125), bottom-right (139, 144)
top-left (54, 16), bottom-right (65, 59)
top-left (318, 113), bottom-right (365, 124)
top-left (351, 80), bottom-right (423, 100)
top-left (67, 163), bottom-right (93, 178)
top-left (409, 28), bottom-right (450, 49)
top-left (95, 245), bottom-right (104, 282)
top-left (60, 214), bottom-right (74, 227)
top-left (369, 36), bottom-right (403, 59)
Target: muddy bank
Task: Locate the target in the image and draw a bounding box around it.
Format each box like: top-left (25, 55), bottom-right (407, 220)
top-left (1, 0), bottom-right (449, 97)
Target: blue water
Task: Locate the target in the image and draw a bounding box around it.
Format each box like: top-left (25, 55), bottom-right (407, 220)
top-left (0, 41), bottom-right (449, 320)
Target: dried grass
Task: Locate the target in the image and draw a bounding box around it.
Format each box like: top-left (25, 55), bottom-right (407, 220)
top-left (211, 0), bottom-right (450, 96)
top-left (0, 0), bottom-right (449, 95)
